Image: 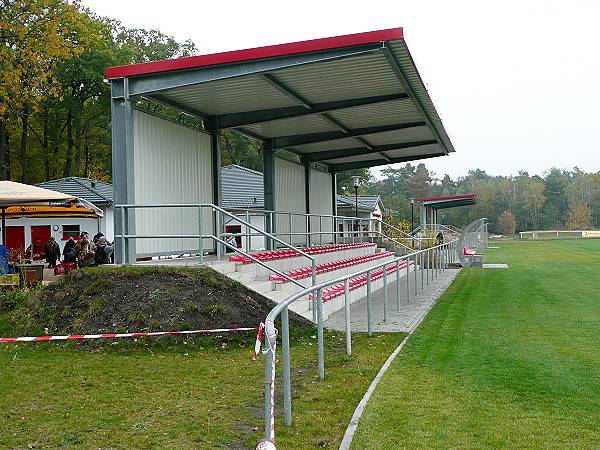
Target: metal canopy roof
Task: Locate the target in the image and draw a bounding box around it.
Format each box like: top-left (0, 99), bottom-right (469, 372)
top-left (419, 194), bottom-right (477, 210)
top-left (107, 28), bottom-right (455, 172)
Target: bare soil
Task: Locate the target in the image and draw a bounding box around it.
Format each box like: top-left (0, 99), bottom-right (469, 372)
top-left (28, 266), bottom-right (310, 336)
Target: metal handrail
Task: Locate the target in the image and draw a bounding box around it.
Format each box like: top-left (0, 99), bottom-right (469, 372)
top-left (376, 218), bottom-right (417, 240)
top-left (228, 208), bottom-right (369, 248)
top-left (223, 210), bottom-right (435, 250)
top-left (261, 239), bottom-right (459, 439)
top-left (115, 203), bottom-right (318, 290)
top-left (368, 229), bottom-right (414, 252)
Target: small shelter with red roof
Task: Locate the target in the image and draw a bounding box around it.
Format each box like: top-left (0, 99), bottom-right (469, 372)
top-left (418, 194), bottom-right (477, 231)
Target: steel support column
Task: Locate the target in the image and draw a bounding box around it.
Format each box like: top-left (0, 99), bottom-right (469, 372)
top-left (211, 129), bottom-right (221, 207)
top-left (264, 142), bottom-right (275, 248)
top-left (211, 128), bottom-right (222, 256)
top-left (304, 162), bottom-right (311, 247)
top-left (331, 169), bottom-right (338, 244)
top-left (111, 78), bottom-right (136, 264)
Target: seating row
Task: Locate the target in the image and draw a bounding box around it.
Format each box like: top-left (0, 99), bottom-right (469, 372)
top-left (463, 245), bottom-right (477, 256)
top-left (229, 242), bottom-right (376, 264)
top-left (268, 251), bottom-right (395, 282)
top-left (309, 259), bottom-right (415, 302)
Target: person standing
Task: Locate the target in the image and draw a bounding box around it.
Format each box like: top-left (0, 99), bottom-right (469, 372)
top-left (44, 237), bottom-right (61, 268)
top-left (0, 243), bottom-right (10, 274)
top-left (62, 237), bottom-right (77, 263)
top-left (74, 231), bottom-right (94, 267)
top-left (93, 236), bottom-right (113, 265)
top-left (26, 237), bottom-right (46, 261)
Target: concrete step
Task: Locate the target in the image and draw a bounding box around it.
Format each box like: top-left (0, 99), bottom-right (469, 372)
top-left (206, 260), bottom-right (237, 275)
top-left (43, 268), bottom-right (58, 282)
top-left (245, 280), bottom-right (273, 294)
top-left (226, 271), bottom-right (255, 283)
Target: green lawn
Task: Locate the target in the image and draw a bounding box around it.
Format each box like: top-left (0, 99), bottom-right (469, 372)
top-left (351, 240), bottom-right (600, 449)
top-left (0, 326), bottom-right (404, 449)
top-left (2, 240), bottom-right (599, 449)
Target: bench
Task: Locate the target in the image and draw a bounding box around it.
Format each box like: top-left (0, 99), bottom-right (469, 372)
top-left (463, 245), bottom-right (476, 256)
top-left (309, 259), bottom-right (415, 301)
top-left (268, 251), bottom-right (395, 282)
top-left (229, 242), bottom-right (376, 264)
top-left (463, 245), bottom-right (483, 266)
top-left (0, 273), bottom-right (20, 288)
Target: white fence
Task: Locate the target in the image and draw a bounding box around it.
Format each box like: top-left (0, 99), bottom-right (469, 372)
top-left (520, 230), bottom-right (600, 239)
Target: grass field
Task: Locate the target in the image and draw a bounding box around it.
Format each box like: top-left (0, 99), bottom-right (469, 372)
top-left (0, 321), bottom-right (404, 449)
top-left (2, 239), bottom-right (598, 449)
top-left (351, 239), bottom-right (600, 449)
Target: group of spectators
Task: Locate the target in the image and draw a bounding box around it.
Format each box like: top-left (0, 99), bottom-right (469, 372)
top-left (60, 231), bottom-right (114, 267)
top-left (0, 231), bottom-right (114, 274)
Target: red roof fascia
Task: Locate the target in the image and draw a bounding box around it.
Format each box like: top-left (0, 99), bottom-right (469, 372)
top-left (418, 194), bottom-right (477, 202)
top-left (106, 27), bottom-right (403, 79)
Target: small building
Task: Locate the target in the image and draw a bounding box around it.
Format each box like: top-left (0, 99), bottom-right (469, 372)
top-left (2, 178), bottom-right (114, 255)
top-left (337, 194), bottom-right (384, 221)
top-left (221, 165), bottom-right (267, 250)
top-left (336, 194), bottom-right (385, 237)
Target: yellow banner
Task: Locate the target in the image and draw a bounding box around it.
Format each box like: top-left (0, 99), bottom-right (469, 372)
top-left (582, 231), bottom-right (600, 237)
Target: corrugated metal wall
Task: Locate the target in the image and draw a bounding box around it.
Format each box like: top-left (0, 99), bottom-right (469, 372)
top-left (133, 111), bottom-right (214, 256)
top-left (274, 159), bottom-right (306, 245)
top-left (309, 169), bottom-right (335, 244)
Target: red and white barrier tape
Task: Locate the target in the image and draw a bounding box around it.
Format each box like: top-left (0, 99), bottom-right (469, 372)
top-left (253, 323), bottom-right (265, 360)
top-left (0, 327), bottom-right (259, 343)
top-left (264, 320), bottom-right (278, 442)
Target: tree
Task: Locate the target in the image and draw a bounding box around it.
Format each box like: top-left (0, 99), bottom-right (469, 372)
top-left (220, 130), bottom-right (262, 171)
top-left (439, 174), bottom-right (456, 197)
top-left (497, 211), bottom-right (516, 235)
top-left (0, 0), bottom-right (93, 182)
top-left (337, 169), bottom-right (371, 194)
top-left (404, 163), bottom-right (433, 199)
top-left (0, 5), bottom-right (200, 184)
top-left (111, 24), bottom-right (197, 64)
top-left (377, 163), bottom-right (415, 197)
top-left (521, 177), bottom-right (546, 230)
top-left (565, 201), bottom-right (592, 229)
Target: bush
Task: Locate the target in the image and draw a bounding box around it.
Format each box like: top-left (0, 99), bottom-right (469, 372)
top-left (0, 288), bottom-right (31, 313)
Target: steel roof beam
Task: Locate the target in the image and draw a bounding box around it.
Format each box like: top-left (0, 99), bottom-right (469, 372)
top-left (317, 112), bottom-right (373, 149)
top-left (258, 73), bottom-right (369, 148)
top-left (354, 136), bottom-right (374, 150)
top-left (305, 139), bottom-right (438, 162)
top-left (330, 152), bottom-right (446, 172)
top-left (381, 44), bottom-right (450, 155)
top-left (124, 44), bottom-right (382, 96)
top-left (259, 73), bottom-right (312, 109)
top-left (208, 92), bottom-right (409, 130)
top-left (271, 121), bottom-right (426, 149)
top-left (144, 94), bottom-right (210, 120)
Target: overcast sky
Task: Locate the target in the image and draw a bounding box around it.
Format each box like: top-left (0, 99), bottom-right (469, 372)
top-left (80, 0), bottom-right (600, 180)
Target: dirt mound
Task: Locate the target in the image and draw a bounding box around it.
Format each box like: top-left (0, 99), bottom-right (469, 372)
top-left (27, 266), bottom-right (310, 335)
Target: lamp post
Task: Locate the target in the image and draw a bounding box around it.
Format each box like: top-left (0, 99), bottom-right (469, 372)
top-left (409, 197), bottom-right (416, 248)
top-left (409, 198), bottom-right (415, 233)
top-left (351, 176), bottom-right (361, 235)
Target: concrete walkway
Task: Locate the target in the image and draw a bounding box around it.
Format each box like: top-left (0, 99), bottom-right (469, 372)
top-left (324, 267), bottom-right (460, 333)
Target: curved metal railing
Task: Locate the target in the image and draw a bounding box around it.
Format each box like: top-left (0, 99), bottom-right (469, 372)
top-left (259, 239), bottom-right (459, 441)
